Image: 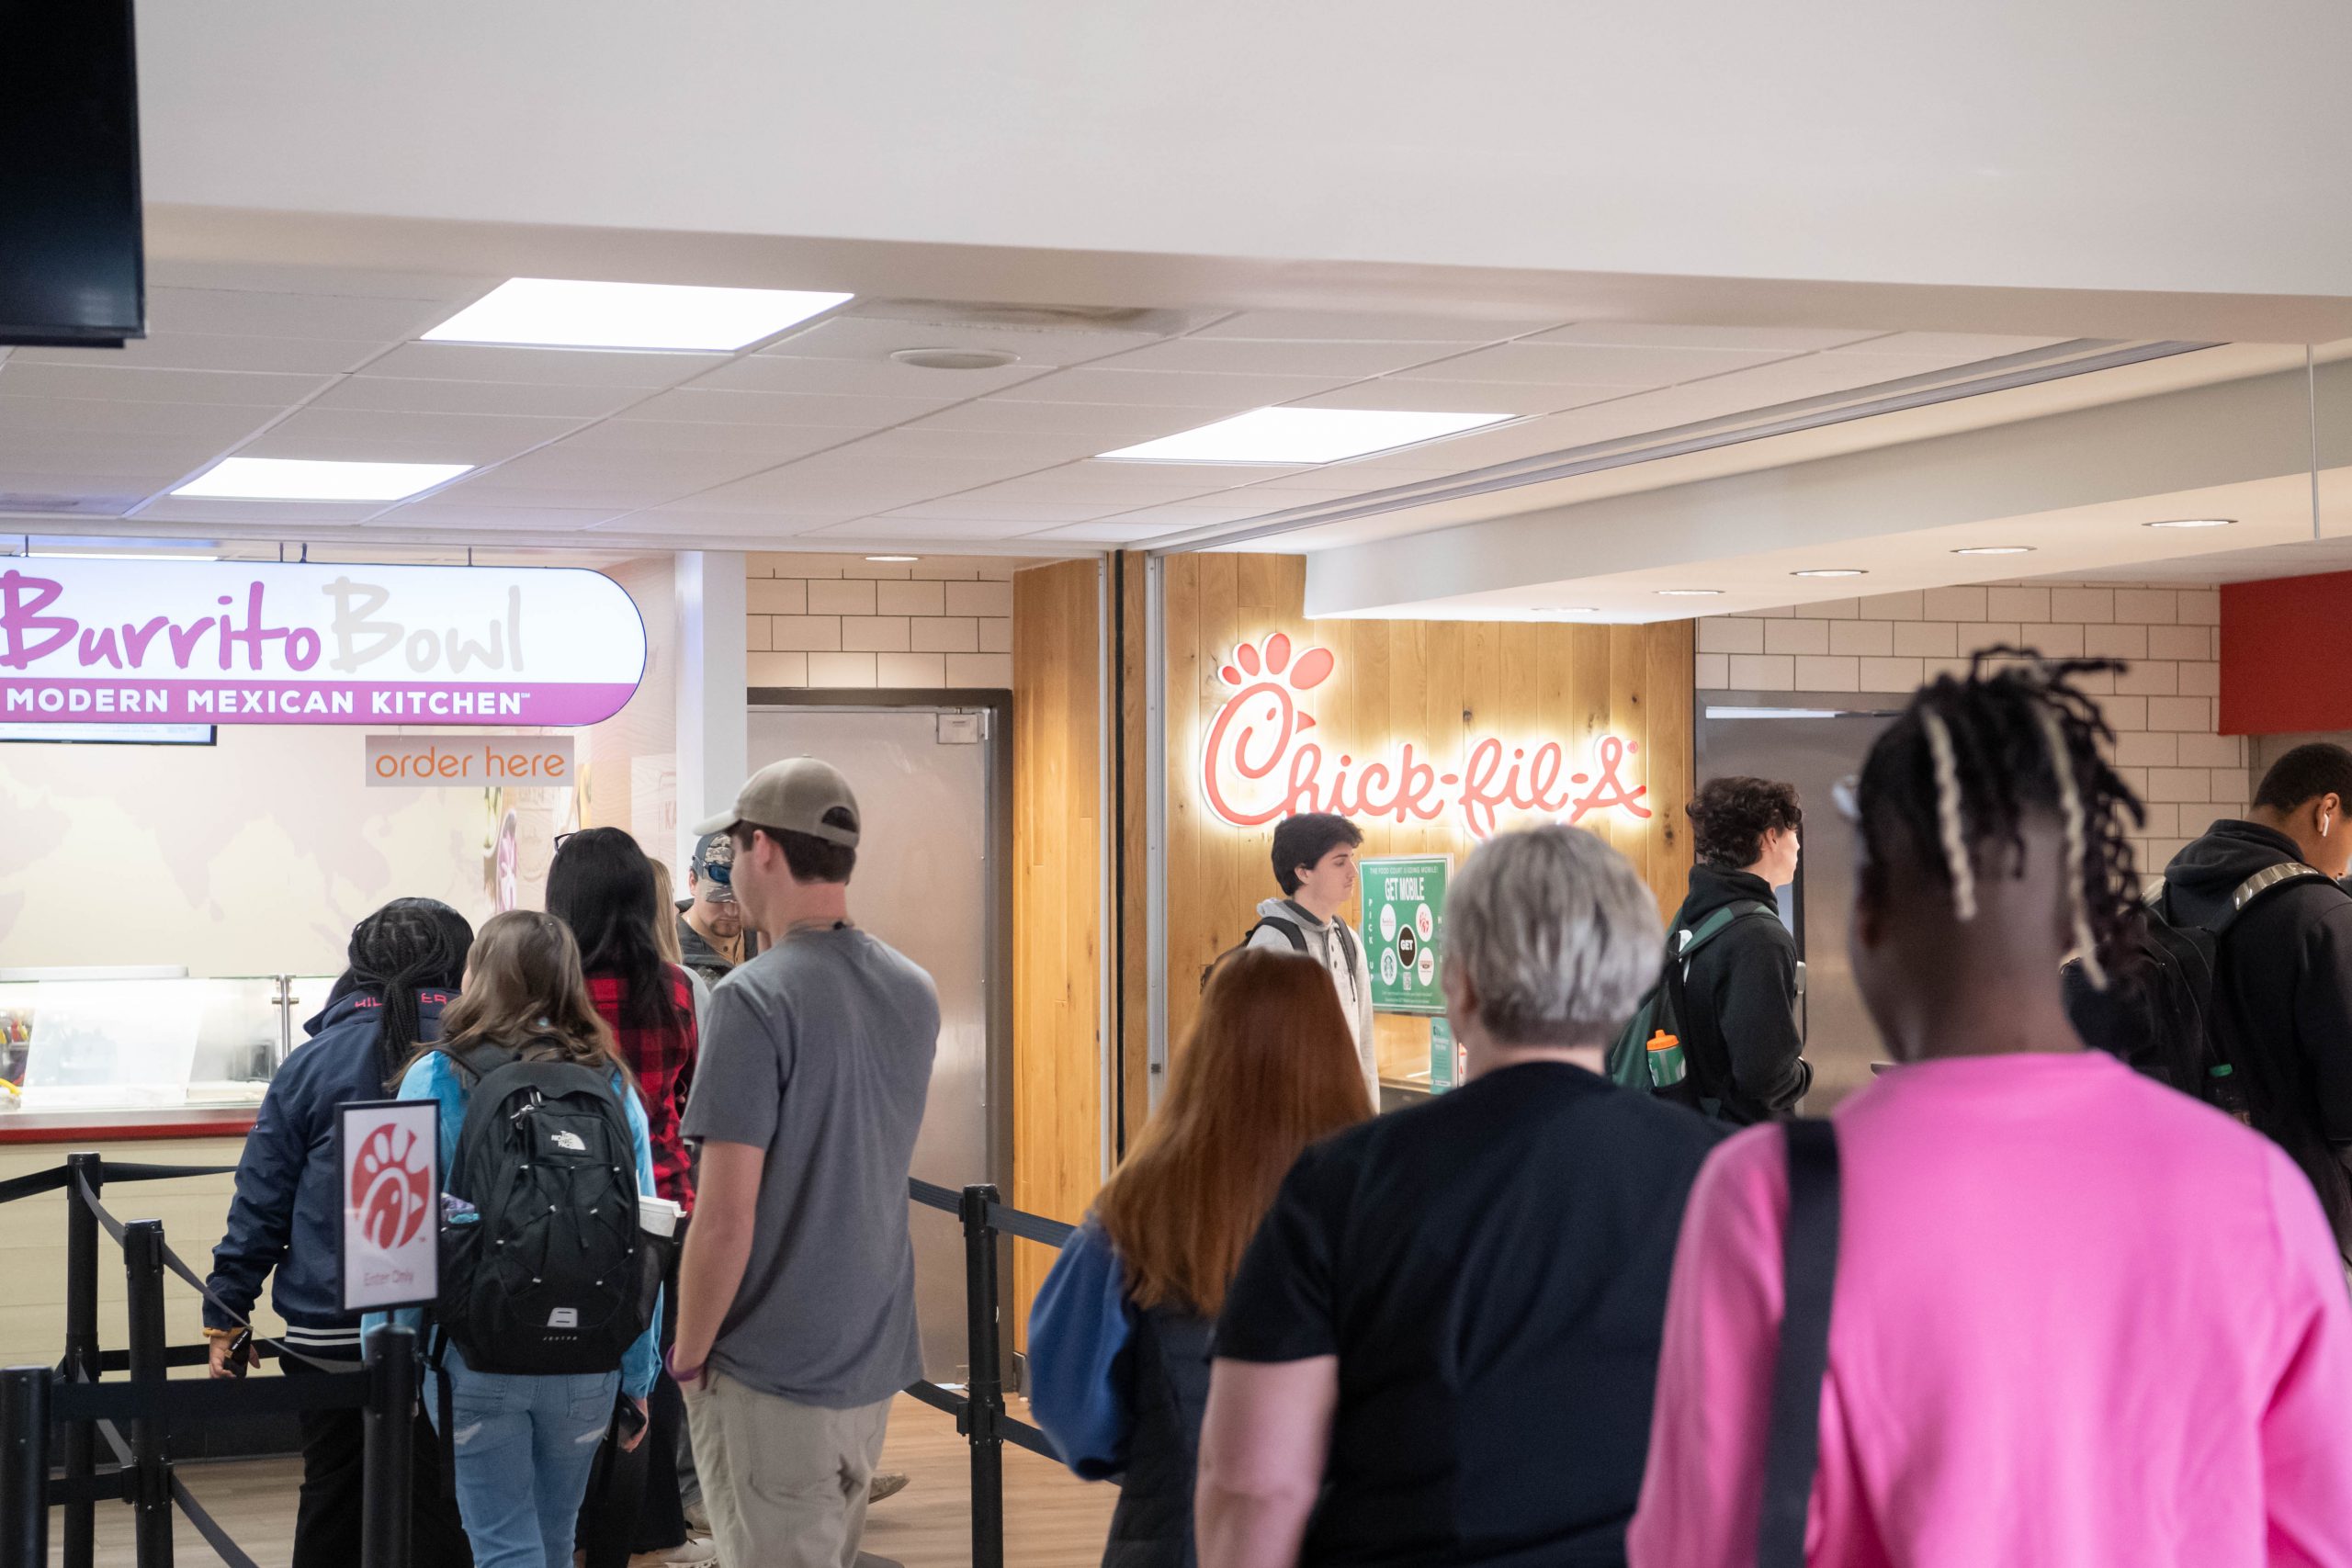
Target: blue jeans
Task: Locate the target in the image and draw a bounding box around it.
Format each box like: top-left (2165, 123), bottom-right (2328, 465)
top-left (428, 1347), bottom-right (621, 1568)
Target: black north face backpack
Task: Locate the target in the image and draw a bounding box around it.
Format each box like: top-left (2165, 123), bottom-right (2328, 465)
top-left (434, 1043), bottom-right (662, 1377)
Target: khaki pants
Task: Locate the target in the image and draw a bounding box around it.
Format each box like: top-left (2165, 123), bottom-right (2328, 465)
top-left (683, 1371), bottom-right (892, 1568)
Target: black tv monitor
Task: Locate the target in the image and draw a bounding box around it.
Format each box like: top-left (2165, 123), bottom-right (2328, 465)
top-left (0, 0), bottom-right (144, 347)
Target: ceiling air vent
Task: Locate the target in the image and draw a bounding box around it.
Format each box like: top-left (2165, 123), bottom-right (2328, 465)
top-left (0, 493), bottom-right (130, 515)
top-left (846, 299), bottom-right (1204, 336)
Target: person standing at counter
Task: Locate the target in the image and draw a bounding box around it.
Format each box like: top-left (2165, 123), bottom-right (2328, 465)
top-left (1246, 814), bottom-right (1377, 1111)
top-left (676, 833), bottom-right (748, 987)
top-left (668, 759), bottom-right (938, 1568)
top-left (1630, 658), bottom-right (2352, 1566)
top-left (205, 897), bottom-right (477, 1568)
top-left (1197, 826), bottom-right (1723, 1568)
top-left (1666, 778), bottom-right (1810, 1122)
top-left (1027, 950), bottom-right (1370, 1568)
top-left (2164, 742), bottom-right (2352, 1252)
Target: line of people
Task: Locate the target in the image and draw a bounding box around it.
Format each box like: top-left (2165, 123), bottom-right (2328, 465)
top-left (1030, 654), bottom-right (2352, 1567)
top-left (205, 756), bottom-right (938, 1568)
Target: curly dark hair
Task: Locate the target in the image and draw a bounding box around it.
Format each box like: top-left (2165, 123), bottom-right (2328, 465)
top-left (1853, 649), bottom-right (2143, 986)
top-left (1687, 777), bottom-right (1804, 870)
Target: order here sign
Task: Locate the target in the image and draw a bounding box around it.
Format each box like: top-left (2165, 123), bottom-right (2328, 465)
top-left (367, 733), bottom-right (574, 787)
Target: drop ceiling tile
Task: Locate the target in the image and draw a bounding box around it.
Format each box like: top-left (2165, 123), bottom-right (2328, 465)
top-left (11, 334), bottom-right (389, 376)
top-left (628, 505), bottom-right (851, 532)
top-left (806, 518), bottom-right (1041, 542)
top-left (132, 497), bottom-right (388, 525)
top-left (1694, 353), bottom-right (2013, 406)
top-left (1244, 465), bottom-right (1458, 492)
top-left (0, 362), bottom-right (335, 407)
top-left (310, 376), bottom-right (648, 420)
top-left (687, 354), bottom-right (1053, 399)
top-left (671, 464), bottom-right (998, 515)
top-left (587, 514), bottom-right (840, 541)
top-left (1193, 310), bottom-right (1566, 343)
top-left (256, 407), bottom-right (584, 461)
top-left (1019, 520), bottom-right (1189, 543)
top-left (363, 343), bottom-right (730, 389)
top-left (0, 395), bottom-right (275, 443)
top-left (990, 367), bottom-right (1351, 409)
top-left (148, 287), bottom-right (455, 342)
top-left (147, 261), bottom-right (498, 303)
top-left (909, 400), bottom-right (1206, 439)
top-left (425, 482), bottom-right (676, 511)
top-left (1088, 337), bottom-right (1455, 378)
top-left (379, 502), bottom-right (635, 529)
top-left (1856, 333), bottom-right (2072, 361)
top-left (456, 450), bottom-right (782, 500)
top-left (943, 479), bottom-right (1239, 509)
top-left (881, 499), bottom-right (1123, 524)
top-left (1391, 343), bottom-right (1797, 388)
top-left (1529, 322), bottom-right (1887, 352)
top-left (755, 313), bottom-right (1160, 367)
top-left (0, 435), bottom-right (222, 475)
top-left (1287, 378), bottom-right (1609, 416)
top-left (815, 425), bottom-right (1117, 465)
top-left (550, 421), bottom-right (854, 461)
top-left (1096, 499), bottom-right (1292, 528)
top-left (1021, 459), bottom-right (1312, 490)
top-left (618, 387), bottom-right (951, 428)
top-left (0, 479), bottom-right (150, 515)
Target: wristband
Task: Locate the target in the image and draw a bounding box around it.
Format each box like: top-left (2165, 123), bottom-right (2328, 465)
top-left (665, 1345), bottom-right (705, 1384)
top-left (201, 1326), bottom-right (239, 1340)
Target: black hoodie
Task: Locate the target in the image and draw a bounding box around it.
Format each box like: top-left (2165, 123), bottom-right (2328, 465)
top-left (1667, 863), bottom-right (1810, 1124)
top-left (2165, 819), bottom-right (2352, 1154)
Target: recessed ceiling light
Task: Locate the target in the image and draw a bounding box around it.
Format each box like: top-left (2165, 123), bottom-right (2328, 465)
top-left (888, 347), bottom-right (1018, 371)
top-left (865, 555), bottom-right (920, 563)
top-left (1951, 546), bottom-right (2035, 556)
top-left (1791, 569), bottom-right (1868, 579)
top-left (1098, 407), bottom-right (1510, 465)
top-left (1657, 589), bottom-right (1725, 597)
top-left (422, 278), bottom-right (853, 352)
top-left (171, 457), bottom-right (474, 502)
top-left (2144, 517), bottom-right (2234, 529)
top-left (1531, 605), bottom-right (1600, 615)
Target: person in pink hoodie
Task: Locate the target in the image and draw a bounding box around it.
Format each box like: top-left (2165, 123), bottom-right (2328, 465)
top-left (1630, 651), bottom-right (2352, 1568)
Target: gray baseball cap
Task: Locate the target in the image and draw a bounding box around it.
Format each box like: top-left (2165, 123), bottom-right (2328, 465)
top-left (691, 756), bottom-right (862, 846)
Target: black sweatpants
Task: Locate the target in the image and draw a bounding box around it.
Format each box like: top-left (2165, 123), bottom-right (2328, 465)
top-left (283, 1353), bottom-right (473, 1568)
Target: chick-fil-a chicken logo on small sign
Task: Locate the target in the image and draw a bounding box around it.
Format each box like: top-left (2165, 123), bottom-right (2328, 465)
top-left (0, 558), bottom-right (645, 726)
top-left (1200, 634), bottom-right (1650, 839)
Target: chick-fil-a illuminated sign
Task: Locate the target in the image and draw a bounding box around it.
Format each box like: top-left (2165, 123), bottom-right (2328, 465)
top-left (0, 559), bottom-right (645, 726)
top-left (1201, 634), bottom-right (1650, 840)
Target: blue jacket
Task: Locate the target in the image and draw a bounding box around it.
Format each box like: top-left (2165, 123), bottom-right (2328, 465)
top-left (205, 988), bottom-right (453, 1344)
top-left (367, 1049), bottom-right (662, 1400)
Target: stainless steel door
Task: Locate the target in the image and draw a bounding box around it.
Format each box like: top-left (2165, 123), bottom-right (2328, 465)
top-left (745, 704), bottom-right (1000, 1383)
top-left (1696, 697), bottom-right (1904, 1111)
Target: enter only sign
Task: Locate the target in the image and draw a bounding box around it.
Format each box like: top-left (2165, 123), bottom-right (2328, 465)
top-left (366, 733), bottom-right (574, 787)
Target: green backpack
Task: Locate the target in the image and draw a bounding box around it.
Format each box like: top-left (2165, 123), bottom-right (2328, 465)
top-left (1606, 900), bottom-right (1779, 1100)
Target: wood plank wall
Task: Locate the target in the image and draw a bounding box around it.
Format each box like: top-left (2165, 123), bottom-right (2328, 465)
top-left (1158, 553), bottom-right (1696, 1077)
top-left (1011, 559), bottom-right (1104, 1342)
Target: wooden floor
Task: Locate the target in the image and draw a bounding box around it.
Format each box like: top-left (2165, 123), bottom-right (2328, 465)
top-left (53, 1393), bottom-right (1117, 1568)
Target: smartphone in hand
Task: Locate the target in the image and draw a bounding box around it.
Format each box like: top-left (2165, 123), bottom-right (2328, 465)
top-left (225, 1327), bottom-right (253, 1379)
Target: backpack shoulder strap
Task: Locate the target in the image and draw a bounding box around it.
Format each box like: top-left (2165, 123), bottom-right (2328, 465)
top-left (1758, 1117), bottom-right (1840, 1568)
top-left (2218, 862), bottom-right (2332, 931)
top-left (1250, 916), bottom-right (1310, 953)
top-left (447, 1043), bottom-right (516, 1089)
top-left (1678, 898), bottom-right (1779, 958)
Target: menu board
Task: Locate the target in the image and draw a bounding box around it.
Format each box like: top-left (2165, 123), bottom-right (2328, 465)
top-left (1362, 854), bottom-right (1449, 1016)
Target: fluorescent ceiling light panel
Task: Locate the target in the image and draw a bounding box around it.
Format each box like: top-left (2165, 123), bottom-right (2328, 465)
top-left (1098, 408), bottom-right (1509, 465)
top-left (1792, 569), bottom-right (1867, 579)
top-left (2145, 518), bottom-right (2233, 529)
top-left (172, 457), bottom-right (473, 502)
top-left (1951, 546), bottom-right (2034, 556)
top-left (423, 278), bottom-right (853, 352)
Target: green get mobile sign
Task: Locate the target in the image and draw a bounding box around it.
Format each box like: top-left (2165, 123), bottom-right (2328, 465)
top-left (1362, 853), bottom-right (1449, 1016)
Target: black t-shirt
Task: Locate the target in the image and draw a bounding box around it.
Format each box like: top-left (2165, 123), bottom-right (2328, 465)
top-left (1216, 1061), bottom-right (1726, 1568)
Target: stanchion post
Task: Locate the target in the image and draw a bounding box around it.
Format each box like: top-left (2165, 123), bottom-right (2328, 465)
top-left (62, 1152), bottom-right (102, 1568)
top-left (122, 1220), bottom-right (174, 1568)
top-left (959, 1184), bottom-right (1006, 1568)
top-left (360, 1326), bottom-right (417, 1568)
top-left (0, 1367), bottom-right (51, 1568)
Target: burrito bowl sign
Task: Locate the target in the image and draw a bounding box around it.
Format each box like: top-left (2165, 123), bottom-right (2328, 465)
top-left (1200, 634), bottom-right (1650, 839)
top-left (0, 558), bottom-right (645, 726)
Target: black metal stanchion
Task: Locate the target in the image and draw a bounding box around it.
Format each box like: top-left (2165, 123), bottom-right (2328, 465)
top-left (62, 1152), bottom-right (102, 1568)
top-left (122, 1220), bottom-right (174, 1568)
top-left (0, 1367), bottom-right (50, 1568)
top-left (360, 1326), bottom-right (417, 1568)
top-left (959, 1184), bottom-right (1006, 1568)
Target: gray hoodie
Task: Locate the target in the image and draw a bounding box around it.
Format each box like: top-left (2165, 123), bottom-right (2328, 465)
top-left (1247, 897), bottom-right (1380, 1110)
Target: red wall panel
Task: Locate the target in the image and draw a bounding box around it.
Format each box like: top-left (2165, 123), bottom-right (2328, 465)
top-left (2220, 570), bottom-right (2352, 735)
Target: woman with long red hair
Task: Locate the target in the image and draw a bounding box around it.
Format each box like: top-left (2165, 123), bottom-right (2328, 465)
top-left (1029, 949), bottom-right (1372, 1568)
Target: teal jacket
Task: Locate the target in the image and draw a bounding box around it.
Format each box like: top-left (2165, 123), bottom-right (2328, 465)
top-left (365, 1049), bottom-right (662, 1399)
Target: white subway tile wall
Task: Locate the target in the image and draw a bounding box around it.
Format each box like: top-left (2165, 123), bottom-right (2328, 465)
top-left (1696, 582), bottom-right (2242, 872)
top-left (745, 554), bottom-right (1018, 689)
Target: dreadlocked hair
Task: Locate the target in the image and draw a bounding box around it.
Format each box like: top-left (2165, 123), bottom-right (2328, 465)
top-left (1854, 648), bottom-right (2146, 984)
top-left (335, 898), bottom-right (474, 1090)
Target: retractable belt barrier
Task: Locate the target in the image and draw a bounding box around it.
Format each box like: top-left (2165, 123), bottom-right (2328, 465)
top-left (0, 1155), bottom-right (1079, 1568)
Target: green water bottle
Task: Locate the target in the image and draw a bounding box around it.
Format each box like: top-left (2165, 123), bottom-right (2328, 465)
top-left (1645, 1030), bottom-right (1687, 1090)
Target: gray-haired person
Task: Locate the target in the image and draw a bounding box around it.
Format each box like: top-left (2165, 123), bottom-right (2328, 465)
top-left (1196, 826), bottom-right (1727, 1568)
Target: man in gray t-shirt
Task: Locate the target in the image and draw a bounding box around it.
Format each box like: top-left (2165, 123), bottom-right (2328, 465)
top-left (671, 757), bottom-right (938, 1568)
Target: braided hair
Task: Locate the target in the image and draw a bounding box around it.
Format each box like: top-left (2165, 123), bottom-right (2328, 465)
top-left (1853, 649), bottom-right (2144, 985)
top-left (335, 897), bottom-right (473, 1089)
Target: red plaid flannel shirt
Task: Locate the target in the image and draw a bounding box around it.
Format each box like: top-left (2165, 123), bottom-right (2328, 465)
top-left (588, 967), bottom-right (698, 1212)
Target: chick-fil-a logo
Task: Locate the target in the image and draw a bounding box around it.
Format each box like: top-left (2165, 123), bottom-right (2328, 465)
top-left (1201, 634), bottom-right (1650, 839)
